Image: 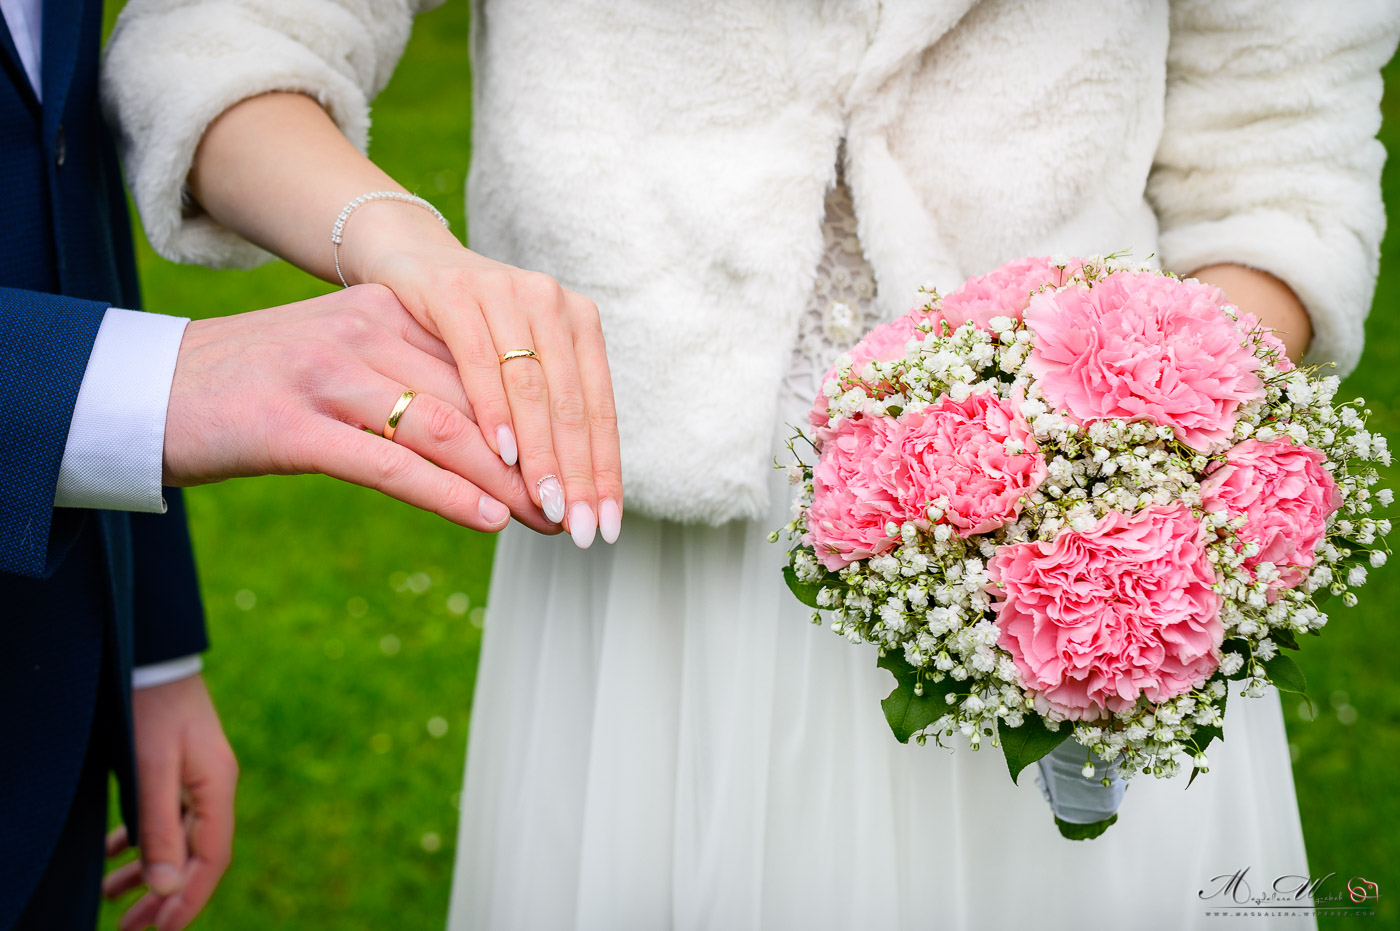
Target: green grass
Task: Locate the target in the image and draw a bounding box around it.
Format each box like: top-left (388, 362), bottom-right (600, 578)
top-left (97, 3), bottom-right (1400, 927)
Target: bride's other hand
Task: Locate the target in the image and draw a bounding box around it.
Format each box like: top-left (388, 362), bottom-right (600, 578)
top-left (186, 93), bottom-right (622, 547)
top-left (1189, 263), bottom-right (1312, 362)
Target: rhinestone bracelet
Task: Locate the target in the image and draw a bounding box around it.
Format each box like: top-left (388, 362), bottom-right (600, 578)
top-left (331, 191), bottom-right (449, 287)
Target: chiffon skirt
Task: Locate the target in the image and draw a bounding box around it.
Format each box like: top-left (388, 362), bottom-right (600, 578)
top-left (447, 385), bottom-right (1316, 931)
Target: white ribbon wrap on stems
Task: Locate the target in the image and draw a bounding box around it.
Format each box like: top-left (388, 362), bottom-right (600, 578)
top-left (1035, 739), bottom-right (1127, 830)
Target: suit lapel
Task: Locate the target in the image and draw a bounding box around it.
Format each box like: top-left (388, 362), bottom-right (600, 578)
top-left (0, 6), bottom-right (40, 117)
top-left (40, 0), bottom-right (83, 136)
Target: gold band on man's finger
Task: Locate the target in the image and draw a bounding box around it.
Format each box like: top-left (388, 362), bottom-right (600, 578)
top-left (498, 349), bottom-right (539, 364)
top-left (383, 390), bottom-right (418, 441)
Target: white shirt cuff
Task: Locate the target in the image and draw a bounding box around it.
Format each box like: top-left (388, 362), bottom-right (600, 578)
top-left (132, 654), bottom-right (204, 690)
top-left (54, 308), bottom-right (189, 512)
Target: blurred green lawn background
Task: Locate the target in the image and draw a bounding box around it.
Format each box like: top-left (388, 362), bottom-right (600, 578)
top-left (98, 2), bottom-right (1400, 927)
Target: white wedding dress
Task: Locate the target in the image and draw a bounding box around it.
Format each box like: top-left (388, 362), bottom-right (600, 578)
top-left (448, 181), bottom-right (1316, 931)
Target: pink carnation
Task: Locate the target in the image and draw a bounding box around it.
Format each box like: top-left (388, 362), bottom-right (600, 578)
top-left (1025, 271), bottom-right (1265, 450)
top-left (879, 391), bottom-right (1046, 535)
top-left (809, 310), bottom-right (933, 428)
top-left (935, 256), bottom-right (1084, 331)
top-left (1236, 311), bottom-right (1295, 372)
top-left (804, 416), bottom-right (904, 570)
top-left (1200, 437), bottom-right (1341, 593)
top-left (990, 505), bottom-right (1223, 721)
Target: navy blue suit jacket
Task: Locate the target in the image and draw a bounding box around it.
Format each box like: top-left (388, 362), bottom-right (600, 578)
top-left (0, 1), bottom-right (209, 925)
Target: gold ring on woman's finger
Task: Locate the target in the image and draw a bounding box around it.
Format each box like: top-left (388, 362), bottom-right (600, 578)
top-left (498, 349), bottom-right (539, 364)
top-left (383, 390), bottom-right (418, 441)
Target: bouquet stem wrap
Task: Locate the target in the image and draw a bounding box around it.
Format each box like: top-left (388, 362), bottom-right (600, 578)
top-left (1036, 741), bottom-right (1125, 839)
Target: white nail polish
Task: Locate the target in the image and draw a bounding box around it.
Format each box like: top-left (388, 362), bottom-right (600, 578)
top-left (497, 425), bottom-right (518, 466)
top-left (599, 499), bottom-right (622, 544)
top-left (538, 475), bottom-right (566, 523)
top-left (569, 502), bottom-right (597, 549)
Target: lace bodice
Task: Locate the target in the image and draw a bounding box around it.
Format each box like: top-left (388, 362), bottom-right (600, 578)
top-left (784, 177), bottom-right (884, 401)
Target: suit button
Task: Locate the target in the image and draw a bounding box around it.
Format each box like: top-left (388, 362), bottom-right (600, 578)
top-left (55, 123), bottom-right (66, 168)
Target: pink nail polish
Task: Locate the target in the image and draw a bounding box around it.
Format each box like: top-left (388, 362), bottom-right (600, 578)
top-left (496, 425), bottom-right (518, 466)
top-left (599, 499), bottom-right (622, 544)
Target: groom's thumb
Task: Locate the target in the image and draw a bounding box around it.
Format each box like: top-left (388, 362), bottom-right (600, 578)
top-left (138, 752), bottom-right (189, 896)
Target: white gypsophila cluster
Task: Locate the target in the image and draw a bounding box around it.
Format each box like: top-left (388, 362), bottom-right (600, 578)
top-left (778, 256), bottom-right (1392, 784)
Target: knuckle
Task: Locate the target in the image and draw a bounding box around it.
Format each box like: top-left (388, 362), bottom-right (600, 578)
top-left (369, 443), bottom-right (413, 491)
top-left (504, 364), bottom-right (548, 403)
top-left (514, 270), bottom-right (564, 308)
top-left (550, 390), bottom-right (587, 427)
top-left (422, 400), bottom-right (466, 448)
top-left (570, 295), bottom-right (603, 330)
top-left (329, 307), bottom-right (377, 346)
top-left (588, 403), bottom-right (619, 434)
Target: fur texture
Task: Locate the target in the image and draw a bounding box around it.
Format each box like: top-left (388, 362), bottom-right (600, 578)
top-left (102, 0), bottom-right (1397, 525)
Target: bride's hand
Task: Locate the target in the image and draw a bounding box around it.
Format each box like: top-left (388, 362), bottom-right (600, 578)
top-left (339, 212), bottom-right (622, 548)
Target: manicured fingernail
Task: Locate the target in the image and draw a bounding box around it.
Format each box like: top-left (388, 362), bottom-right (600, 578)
top-left (569, 502), bottom-right (597, 549)
top-left (479, 493), bottom-right (509, 525)
top-left (146, 863), bottom-right (180, 896)
top-left (496, 425), bottom-right (517, 466)
top-left (538, 475), bottom-right (566, 523)
top-left (599, 499), bottom-right (622, 544)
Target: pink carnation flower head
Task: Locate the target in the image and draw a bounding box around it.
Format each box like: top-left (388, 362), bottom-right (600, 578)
top-left (879, 391), bottom-right (1046, 535)
top-left (804, 415), bottom-right (904, 570)
top-left (990, 505), bottom-right (1223, 721)
top-left (1025, 271), bottom-right (1265, 451)
top-left (809, 309), bottom-right (933, 428)
top-left (1235, 311), bottom-right (1295, 372)
top-left (1201, 437), bottom-right (1341, 593)
top-left (936, 256), bottom-right (1084, 331)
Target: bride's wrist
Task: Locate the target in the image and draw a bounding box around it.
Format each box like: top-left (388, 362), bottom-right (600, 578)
top-left (335, 197), bottom-right (461, 286)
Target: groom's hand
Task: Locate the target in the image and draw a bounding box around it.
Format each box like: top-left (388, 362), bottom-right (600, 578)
top-left (161, 283), bottom-right (557, 534)
top-left (101, 674), bottom-right (237, 931)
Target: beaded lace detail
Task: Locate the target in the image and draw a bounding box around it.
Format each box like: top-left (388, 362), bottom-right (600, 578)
top-left (784, 177), bottom-right (883, 401)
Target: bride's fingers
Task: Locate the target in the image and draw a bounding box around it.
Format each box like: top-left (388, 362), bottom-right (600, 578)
top-left (480, 287), bottom-right (569, 527)
top-left (567, 293), bottom-right (623, 543)
top-left (433, 299), bottom-right (518, 465)
top-left (530, 301), bottom-right (599, 547)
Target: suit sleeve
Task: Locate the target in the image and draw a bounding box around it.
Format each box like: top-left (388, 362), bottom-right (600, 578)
top-left (130, 486), bottom-right (209, 666)
top-left (0, 287), bottom-right (108, 578)
top-left (1148, 0), bottom-right (1400, 376)
top-left (99, 0), bottom-right (438, 270)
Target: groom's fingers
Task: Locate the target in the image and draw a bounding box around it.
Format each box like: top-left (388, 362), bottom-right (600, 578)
top-left (135, 744), bottom-right (188, 896)
top-left (309, 419), bottom-right (514, 533)
top-left (328, 374), bottom-right (555, 533)
top-left (102, 858), bottom-right (145, 900)
top-left (148, 751), bottom-right (238, 931)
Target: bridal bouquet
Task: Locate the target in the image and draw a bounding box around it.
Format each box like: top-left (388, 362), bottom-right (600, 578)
top-left (778, 255), bottom-right (1392, 838)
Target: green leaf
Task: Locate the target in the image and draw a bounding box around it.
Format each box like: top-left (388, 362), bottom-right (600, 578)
top-left (1186, 692), bottom-right (1226, 789)
top-left (783, 564), bottom-right (825, 610)
top-left (1054, 814), bottom-right (1117, 840)
top-left (997, 713), bottom-right (1073, 785)
top-left (1272, 629), bottom-right (1300, 651)
top-left (877, 652), bottom-right (960, 744)
top-left (1263, 653), bottom-right (1307, 694)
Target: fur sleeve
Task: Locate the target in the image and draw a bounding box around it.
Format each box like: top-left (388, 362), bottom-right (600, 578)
top-left (100, 0), bottom-right (437, 268)
top-left (1148, 0), bottom-right (1399, 375)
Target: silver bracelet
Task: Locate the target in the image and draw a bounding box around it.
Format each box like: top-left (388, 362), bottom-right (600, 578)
top-left (331, 191), bottom-right (450, 287)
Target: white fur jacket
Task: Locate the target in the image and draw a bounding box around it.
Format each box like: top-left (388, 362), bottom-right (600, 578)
top-left (102, 0), bottom-right (1398, 525)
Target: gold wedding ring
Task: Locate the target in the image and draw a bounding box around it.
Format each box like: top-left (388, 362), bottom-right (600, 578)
top-left (383, 390), bottom-right (418, 441)
top-left (499, 349), bottom-right (539, 364)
